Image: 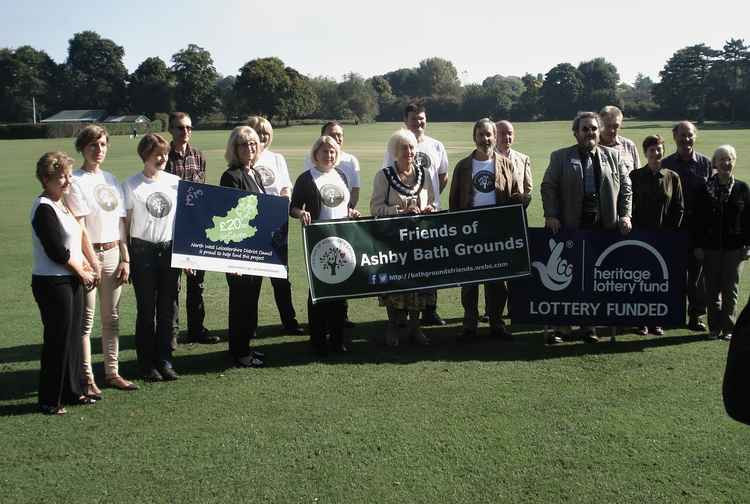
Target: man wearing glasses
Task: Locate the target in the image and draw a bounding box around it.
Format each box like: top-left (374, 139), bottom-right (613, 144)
top-left (166, 112), bottom-right (219, 345)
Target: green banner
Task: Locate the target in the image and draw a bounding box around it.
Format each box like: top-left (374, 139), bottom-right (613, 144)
top-left (303, 205), bottom-right (531, 302)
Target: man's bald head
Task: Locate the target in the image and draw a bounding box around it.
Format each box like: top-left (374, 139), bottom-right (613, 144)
top-left (672, 121), bottom-right (697, 157)
top-left (495, 120), bottom-right (514, 152)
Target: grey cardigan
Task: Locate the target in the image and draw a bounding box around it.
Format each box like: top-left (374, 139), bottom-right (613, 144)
top-left (540, 144), bottom-right (632, 230)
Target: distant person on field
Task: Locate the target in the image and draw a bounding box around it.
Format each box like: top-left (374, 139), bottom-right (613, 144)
top-left (661, 121), bottom-right (713, 333)
top-left (598, 106), bottom-right (640, 172)
top-left (449, 118), bottom-right (523, 343)
top-left (540, 111), bottom-right (632, 344)
top-left (692, 145), bottom-right (750, 341)
top-left (165, 112), bottom-right (218, 345)
top-left (371, 128), bottom-right (437, 347)
top-left (630, 134), bottom-right (684, 336)
top-left (383, 101), bottom-right (449, 327)
top-left (245, 116), bottom-right (303, 336)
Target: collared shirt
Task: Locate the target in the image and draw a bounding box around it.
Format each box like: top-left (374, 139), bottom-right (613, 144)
top-left (601, 135), bottom-right (640, 172)
top-left (165, 143), bottom-right (206, 184)
top-left (661, 150), bottom-right (713, 223)
top-left (630, 166), bottom-right (684, 230)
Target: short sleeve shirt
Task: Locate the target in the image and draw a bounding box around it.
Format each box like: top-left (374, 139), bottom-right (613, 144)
top-left (254, 149), bottom-right (292, 196)
top-left (304, 151), bottom-right (360, 189)
top-left (65, 169), bottom-right (125, 243)
top-left (123, 171), bottom-right (180, 243)
top-left (311, 168), bottom-right (349, 220)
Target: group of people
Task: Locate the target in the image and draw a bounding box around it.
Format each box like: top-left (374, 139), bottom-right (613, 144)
top-left (30, 103), bottom-right (749, 415)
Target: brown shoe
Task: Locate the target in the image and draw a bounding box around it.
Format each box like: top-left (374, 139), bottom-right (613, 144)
top-left (105, 375), bottom-right (139, 391)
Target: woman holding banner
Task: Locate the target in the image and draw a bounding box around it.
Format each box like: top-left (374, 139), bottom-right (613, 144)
top-left (370, 129), bottom-right (437, 346)
top-left (219, 126), bottom-right (267, 367)
top-left (291, 135), bottom-right (360, 356)
top-left (123, 134), bottom-right (182, 382)
top-left (693, 145), bottom-right (750, 341)
top-left (630, 134), bottom-right (684, 336)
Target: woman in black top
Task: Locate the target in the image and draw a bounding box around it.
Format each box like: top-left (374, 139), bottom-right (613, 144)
top-left (220, 126), bottom-right (266, 367)
top-left (693, 145), bottom-right (750, 340)
top-left (31, 152), bottom-right (98, 414)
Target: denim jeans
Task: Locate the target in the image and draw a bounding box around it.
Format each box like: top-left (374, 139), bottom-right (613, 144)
top-left (130, 238), bottom-right (180, 371)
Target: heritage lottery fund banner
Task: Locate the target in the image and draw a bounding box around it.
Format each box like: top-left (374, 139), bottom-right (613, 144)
top-left (510, 229), bottom-right (688, 326)
top-left (303, 205), bottom-right (531, 302)
top-left (172, 181), bottom-right (289, 278)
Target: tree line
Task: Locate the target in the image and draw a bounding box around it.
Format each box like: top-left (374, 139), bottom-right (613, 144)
top-left (1, 31), bottom-right (749, 125)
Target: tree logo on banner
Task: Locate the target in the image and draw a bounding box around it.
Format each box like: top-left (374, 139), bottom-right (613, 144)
top-left (532, 238), bottom-right (573, 291)
top-left (310, 236), bottom-right (356, 284)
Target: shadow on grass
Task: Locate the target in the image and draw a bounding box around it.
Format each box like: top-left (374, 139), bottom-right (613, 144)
top-left (0, 322), bottom-right (711, 414)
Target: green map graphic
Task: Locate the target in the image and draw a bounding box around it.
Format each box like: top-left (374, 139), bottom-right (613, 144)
top-left (205, 195), bottom-right (258, 243)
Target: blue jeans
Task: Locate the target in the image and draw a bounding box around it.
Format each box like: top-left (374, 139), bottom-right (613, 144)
top-left (130, 238), bottom-right (180, 371)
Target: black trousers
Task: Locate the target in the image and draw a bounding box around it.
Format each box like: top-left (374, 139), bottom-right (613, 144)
top-left (172, 269), bottom-right (207, 338)
top-left (264, 276), bottom-right (296, 326)
top-left (226, 273), bottom-right (262, 359)
top-left (130, 239), bottom-right (180, 371)
top-left (32, 275), bottom-right (84, 407)
top-left (307, 293), bottom-right (345, 348)
top-left (687, 251), bottom-right (707, 319)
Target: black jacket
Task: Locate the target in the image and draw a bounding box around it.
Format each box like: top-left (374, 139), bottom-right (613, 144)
top-left (219, 164), bottom-right (265, 194)
top-left (692, 177), bottom-right (750, 250)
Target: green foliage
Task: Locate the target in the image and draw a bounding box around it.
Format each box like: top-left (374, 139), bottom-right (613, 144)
top-left (0, 46), bottom-right (60, 122)
top-left (234, 57), bottom-right (289, 119)
top-left (171, 44), bottom-right (219, 121)
top-left (153, 112), bottom-right (169, 132)
top-left (129, 57), bottom-right (174, 116)
top-left (416, 57), bottom-right (463, 97)
top-left (653, 44), bottom-right (719, 120)
top-left (541, 63), bottom-right (584, 119)
top-left (577, 58), bottom-right (620, 111)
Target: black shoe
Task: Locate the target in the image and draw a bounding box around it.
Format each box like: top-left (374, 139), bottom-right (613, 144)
top-left (422, 310), bottom-right (446, 326)
top-left (344, 319), bottom-right (356, 328)
top-left (457, 329), bottom-right (478, 344)
top-left (479, 315), bottom-right (490, 324)
top-left (582, 331), bottom-right (599, 343)
top-left (188, 327), bottom-right (220, 344)
top-left (688, 318), bottom-right (707, 332)
top-left (311, 340), bottom-right (329, 357)
top-left (491, 324), bottom-right (513, 341)
top-left (234, 354), bottom-right (264, 368)
top-left (160, 366), bottom-right (179, 381)
top-left (283, 322), bottom-right (304, 336)
top-left (142, 368), bottom-right (163, 382)
top-left (546, 333), bottom-right (564, 345)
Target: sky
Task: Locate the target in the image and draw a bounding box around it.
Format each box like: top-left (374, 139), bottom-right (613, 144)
top-left (2, 0), bottom-right (748, 86)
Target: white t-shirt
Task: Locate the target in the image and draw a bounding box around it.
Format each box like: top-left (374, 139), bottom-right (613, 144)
top-left (123, 171), bottom-right (180, 243)
top-left (305, 151), bottom-right (360, 189)
top-left (65, 168), bottom-right (126, 243)
top-left (383, 134), bottom-right (448, 209)
top-left (31, 196), bottom-right (83, 276)
top-left (471, 158), bottom-right (496, 207)
top-left (311, 167), bottom-right (349, 220)
top-left (254, 149), bottom-right (292, 196)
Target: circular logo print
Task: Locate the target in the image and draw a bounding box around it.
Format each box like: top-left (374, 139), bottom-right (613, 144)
top-left (94, 184), bottom-right (119, 211)
top-left (320, 184), bottom-right (345, 208)
top-left (145, 192), bottom-right (172, 218)
top-left (472, 170), bottom-right (495, 193)
top-left (414, 151), bottom-right (432, 171)
top-left (310, 237), bottom-right (356, 284)
top-left (254, 165), bottom-right (276, 187)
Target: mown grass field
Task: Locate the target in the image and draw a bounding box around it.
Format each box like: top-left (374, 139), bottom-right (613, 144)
top-left (1, 121), bottom-right (749, 503)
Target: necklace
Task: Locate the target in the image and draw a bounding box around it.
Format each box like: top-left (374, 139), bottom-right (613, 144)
top-left (384, 163), bottom-right (425, 197)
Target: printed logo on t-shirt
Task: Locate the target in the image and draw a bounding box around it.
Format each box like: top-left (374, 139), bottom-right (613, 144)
top-left (94, 184), bottom-right (119, 211)
top-left (414, 151), bottom-right (432, 171)
top-left (254, 165), bottom-right (276, 187)
top-left (473, 170), bottom-right (495, 193)
top-left (320, 184), bottom-right (345, 208)
top-left (146, 192), bottom-right (172, 218)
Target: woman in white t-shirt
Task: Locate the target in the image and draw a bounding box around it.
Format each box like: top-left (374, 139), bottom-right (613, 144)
top-left (123, 134), bottom-right (181, 382)
top-left (245, 117), bottom-right (302, 335)
top-left (66, 125), bottom-right (137, 394)
top-left (290, 136), bottom-right (360, 356)
top-left (31, 152), bottom-right (98, 415)
top-left (371, 129), bottom-right (437, 347)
